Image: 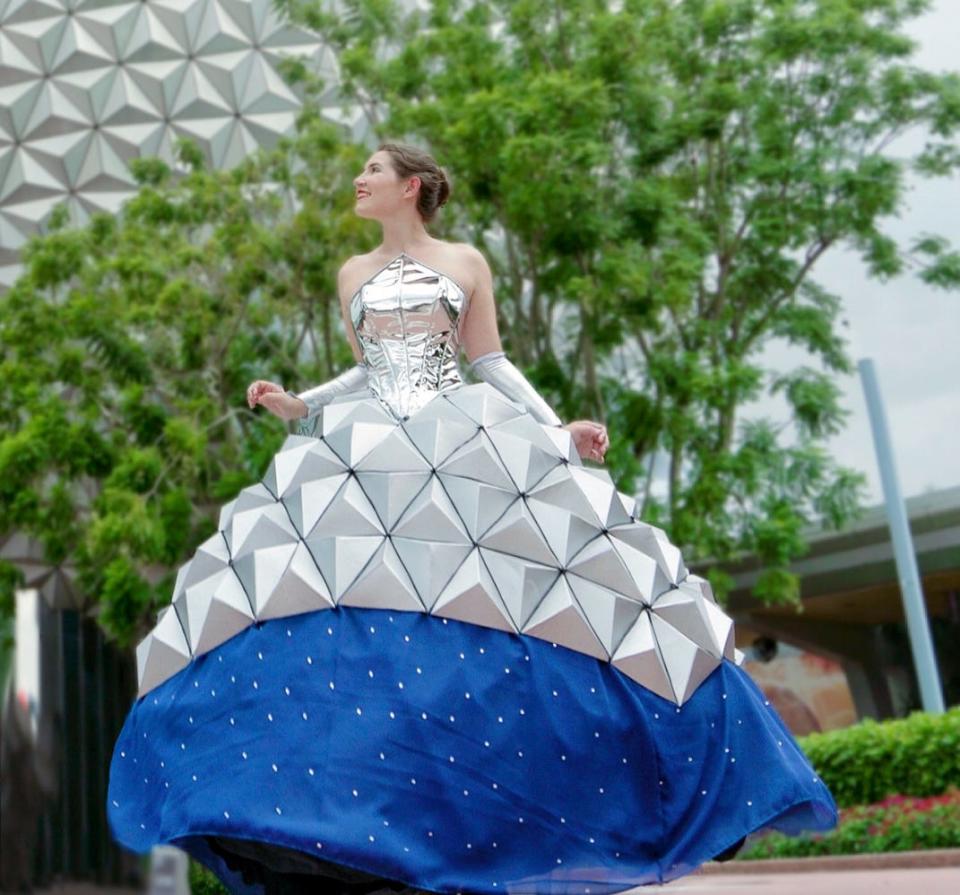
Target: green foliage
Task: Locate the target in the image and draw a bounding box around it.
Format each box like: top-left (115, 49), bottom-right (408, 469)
top-left (189, 859), bottom-right (229, 895)
top-left (276, 0), bottom-right (960, 605)
top-left (0, 132), bottom-right (370, 646)
top-left (739, 788), bottom-right (960, 858)
top-left (797, 707), bottom-right (960, 808)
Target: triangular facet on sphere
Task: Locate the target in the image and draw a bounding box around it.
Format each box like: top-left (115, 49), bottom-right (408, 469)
top-left (232, 543), bottom-right (298, 613)
top-left (611, 611), bottom-right (675, 704)
top-left (136, 605), bottom-right (191, 697)
top-left (392, 537), bottom-right (473, 611)
top-left (522, 575), bottom-right (608, 660)
top-left (304, 534), bottom-right (383, 602)
top-left (678, 573), bottom-right (716, 605)
top-left (324, 420), bottom-right (396, 468)
top-left (172, 533), bottom-right (230, 603)
top-left (608, 521), bottom-right (686, 586)
top-left (541, 425), bottom-right (581, 465)
top-left (432, 549), bottom-right (517, 633)
top-left (307, 477), bottom-right (384, 538)
top-left (568, 466), bottom-right (633, 529)
top-left (480, 548), bottom-right (558, 630)
top-left (339, 540), bottom-right (424, 612)
top-left (567, 573), bottom-right (643, 657)
top-left (486, 427), bottom-right (560, 493)
top-left (479, 498), bottom-right (558, 567)
top-left (608, 538), bottom-right (668, 605)
top-left (436, 430), bottom-right (515, 491)
top-left (282, 474), bottom-right (349, 538)
top-left (176, 567), bottom-right (254, 657)
top-left (354, 425), bottom-right (433, 474)
top-left (650, 588), bottom-right (726, 658)
top-left (391, 476), bottom-right (470, 543)
top-left (256, 541), bottom-right (335, 619)
top-left (219, 482), bottom-right (273, 532)
top-left (526, 497), bottom-right (602, 566)
top-left (442, 383), bottom-right (523, 428)
top-left (650, 614), bottom-right (719, 706)
top-left (437, 473), bottom-right (517, 540)
top-left (227, 502), bottom-right (299, 560)
top-left (262, 435), bottom-right (346, 499)
top-left (354, 470), bottom-right (431, 532)
top-left (526, 465), bottom-right (599, 521)
top-left (402, 416), bottom-right (476, 468)
top-left (567, 535), bottom-right (641, 600)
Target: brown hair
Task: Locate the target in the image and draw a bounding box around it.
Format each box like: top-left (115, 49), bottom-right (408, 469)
top-left (378, 142), bottom-right (451, 221)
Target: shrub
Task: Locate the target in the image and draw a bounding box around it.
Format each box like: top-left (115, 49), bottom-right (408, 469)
top-left (739, 788), bottom-right (960, 859)
top-left (797, 707), bottom-right (960, 808)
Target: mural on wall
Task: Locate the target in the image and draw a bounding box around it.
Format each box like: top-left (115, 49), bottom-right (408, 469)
top-left (0, 0), bottom-right (355, 288)
top-left (745, 642), bottom-right (858, 735)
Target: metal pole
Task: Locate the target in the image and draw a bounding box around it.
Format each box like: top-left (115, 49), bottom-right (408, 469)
top-left (858, 357), bottom-right (945, 713)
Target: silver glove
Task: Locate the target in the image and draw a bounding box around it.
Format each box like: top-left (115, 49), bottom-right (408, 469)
top-left (290, 364), bottom-right (369, 420)
top-left (468, 351), bottom-right (562, 427)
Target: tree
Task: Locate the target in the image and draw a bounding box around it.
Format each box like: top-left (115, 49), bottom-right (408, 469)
top-left (0, 123), bottom-right (369, 646)
top-left (278, 0), bottom-right (960, 603)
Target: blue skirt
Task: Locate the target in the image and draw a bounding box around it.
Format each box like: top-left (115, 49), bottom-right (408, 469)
top-left (107, 605), bottom-right (837, 894)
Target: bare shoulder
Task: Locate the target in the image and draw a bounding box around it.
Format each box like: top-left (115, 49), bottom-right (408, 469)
top-left (447, 243), bottom-right (492, 293)
top-left (337, 253), bottom-right (376, 300)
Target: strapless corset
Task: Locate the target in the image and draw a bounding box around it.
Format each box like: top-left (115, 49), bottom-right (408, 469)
top-left (349, 253), bottom-right (468, 418)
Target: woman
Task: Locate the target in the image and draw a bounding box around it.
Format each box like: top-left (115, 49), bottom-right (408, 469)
top-left (108, 144), bottom-right (837, 895)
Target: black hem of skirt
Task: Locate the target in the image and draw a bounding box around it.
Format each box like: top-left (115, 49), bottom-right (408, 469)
top-left (205, 835), bottom-right (426, 895)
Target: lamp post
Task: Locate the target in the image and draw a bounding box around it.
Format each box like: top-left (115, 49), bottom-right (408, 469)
top-left (858, 357), bottom-right (945, 713)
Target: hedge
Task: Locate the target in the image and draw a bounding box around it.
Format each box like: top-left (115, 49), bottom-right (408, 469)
top-left (739, 788), bottom-right (960, 859)
top-left (796, 707), bottom-right (960, 808)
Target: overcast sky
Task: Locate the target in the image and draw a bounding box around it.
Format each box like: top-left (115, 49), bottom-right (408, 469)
top-left (756, 0), bottom-right (960, 504)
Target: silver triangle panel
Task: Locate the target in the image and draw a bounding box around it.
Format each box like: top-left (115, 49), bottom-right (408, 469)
top-left (567, 573), bottom-right (643, 657)
top-left (305, 476), bottom-right (384, 539)
top-left (567, 466), bottom-right (633, 529)
top-left (486, 425), bottom-right (561, 493)
top-left (522, 575), bottom-right (608, 660)
top-left (566, 534), bottom-right (643, 601)
top-left (480, 548), bottom-right (558, 630)
top-left (478, 498), bottom-right (559, 567)
top-left (436, 430), bottom-right (515, 491)
top-left (611, 611), bottom-right (675, 704)
top-left (338, 539), bottom-right (424, 612)
top-left (354, 425), bottom-right (433, 474)
top-left (436, 473), bottom-right (517, 541)
top-left (608, 521), bottom-right (686, 586)
top-left (432, 548), bottom-right (517, 634)
top-left (391, 475), bottom-right (471, 543)
top-left (136, 601), bottom-right (191, 698)
top-left (218, 482), bottom-right (274, 533)
top-left (174, 566), bottom-right (254, 658)
top-left (262, 435), bottom-right (347, 499)
top-left (392, 537), bottom-right (473, 611)
top-left (225, 500), bottom-right (299, 560)
top-left (525, 494), bottom-right (603, 566)
top-left (233, 541), bottom-right (334, 620)
top-left (282, 473), bottom-right (350, 538)
top-left (678, 573), bottom-right (716, 605)
top-left (354, 470), bottom-right (432, 531)
top-left (304, 534), bottom-right (384, 603)
top-left (650, 588), bottom-right (728, 659)
top-left (442, 383), bottom-right (524, 428)
top-left (401, 399), bottom-right (478, 467)
top-left (650, 614), bottom-right (720, 706)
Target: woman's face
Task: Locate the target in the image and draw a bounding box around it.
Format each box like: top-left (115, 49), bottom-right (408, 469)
top-left (353, 151), bottom-right (419, 220)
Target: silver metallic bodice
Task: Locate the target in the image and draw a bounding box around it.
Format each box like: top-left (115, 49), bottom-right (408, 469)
top-left (349, 253), bottom-right (468, 418)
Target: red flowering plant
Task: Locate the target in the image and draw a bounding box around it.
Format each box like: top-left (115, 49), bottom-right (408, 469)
top-left (738, 788), bottom-right (960, 859)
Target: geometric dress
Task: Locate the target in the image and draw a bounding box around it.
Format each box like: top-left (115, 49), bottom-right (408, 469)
top-left (107, 253), bottom-right (837, 893)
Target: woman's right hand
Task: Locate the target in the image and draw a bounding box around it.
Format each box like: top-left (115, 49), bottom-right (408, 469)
top-left (246, 380), bottom-right (307, 421)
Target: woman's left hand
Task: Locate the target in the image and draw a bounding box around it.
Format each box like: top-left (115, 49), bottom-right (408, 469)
top-left (563, 420), bottom-right (609, 463)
